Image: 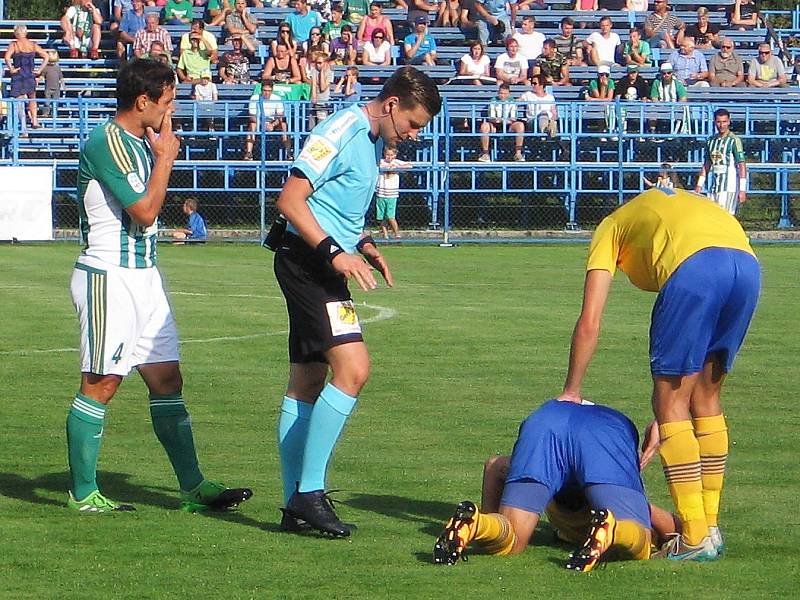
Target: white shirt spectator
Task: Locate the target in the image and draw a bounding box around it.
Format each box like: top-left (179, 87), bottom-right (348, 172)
top-left (488, 99), bottom-right (517, 120)
top-left (518, 90), bottom-right (556, 120)
top-left (248, 91), bottom-right (285, 121)
top-left (586, 31), bottom-right (621, 65)
top-left (194, 80), bottom-right (218, 101)
top-left (495, 52), bottom-right (529, 81)
top-left (363, 40), bottom-right (392, 64)
top-left (460, 53), bottom-right (491, 77)
top-left (513, 30), bottom-right (546, 61)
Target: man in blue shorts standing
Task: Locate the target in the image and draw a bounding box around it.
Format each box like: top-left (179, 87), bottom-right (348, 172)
top-left (433, 399), bottom-right (679, 571)
top-left (272, 66), bottom-right (442, 536)
top-left (557, 187), bottom-right (760, 560)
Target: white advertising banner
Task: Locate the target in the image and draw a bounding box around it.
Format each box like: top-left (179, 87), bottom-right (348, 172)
top-left (0, 166), bottom-right (54, 241)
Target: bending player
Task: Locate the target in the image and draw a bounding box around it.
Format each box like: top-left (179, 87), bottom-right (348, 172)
top-left (433, 399), bottom-right (679, 572)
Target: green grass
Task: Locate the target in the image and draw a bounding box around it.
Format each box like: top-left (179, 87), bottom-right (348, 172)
top-left (0, 243), bottom-right (798, 599)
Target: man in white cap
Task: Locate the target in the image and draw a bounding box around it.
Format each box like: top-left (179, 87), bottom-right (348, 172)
top-left (649, 62), bottom-right (687, 137)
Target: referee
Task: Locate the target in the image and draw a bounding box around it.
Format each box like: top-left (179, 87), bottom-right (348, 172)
top-left (272, 67), bottom-right (441, 536)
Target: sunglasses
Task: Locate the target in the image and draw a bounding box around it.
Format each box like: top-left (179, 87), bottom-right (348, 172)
top-left (599, 73), bottom-right (609, 76)
top-left (759, 50), bottom-right (771, 54)
top-left (280, 29), bottom-right (290, 33)
top-left (721, 45), bottom-right (733, 49)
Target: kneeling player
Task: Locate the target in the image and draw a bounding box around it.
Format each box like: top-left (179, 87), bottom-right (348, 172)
top-left (433, 399), bottom-right (678, 571)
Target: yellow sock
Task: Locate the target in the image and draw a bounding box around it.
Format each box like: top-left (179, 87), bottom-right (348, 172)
top-left (473, 512), bottom-right (516, 556)
top-left (659, 420), bottom-right (708, 546)
top-left (694, 414), bottom-right (728, 528)
top-left (612, 519), bottom-right (651, 560)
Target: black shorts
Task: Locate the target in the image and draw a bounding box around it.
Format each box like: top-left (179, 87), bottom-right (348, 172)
top-left (274, 233), bottom-right (363, 363)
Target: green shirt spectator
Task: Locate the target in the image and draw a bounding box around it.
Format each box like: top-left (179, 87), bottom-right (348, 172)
top-left (164, 0), bottom-right (194, 24)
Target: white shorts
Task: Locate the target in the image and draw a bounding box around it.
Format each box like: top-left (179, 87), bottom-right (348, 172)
top-left (70, 257), bottom-right (180, 377)
top-left (709, 191), bottom-right (738, 215)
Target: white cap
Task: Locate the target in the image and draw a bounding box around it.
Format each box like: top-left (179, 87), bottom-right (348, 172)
top-left (597, 65), bottom-right (611, 75)
top-left (660, 62), bottom-right (674, 72)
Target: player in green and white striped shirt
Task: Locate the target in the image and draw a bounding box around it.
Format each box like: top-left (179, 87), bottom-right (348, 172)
top-left (68, 59), bottom-right (252, 513)
top-left (695, 108), bottom-right (747, 215)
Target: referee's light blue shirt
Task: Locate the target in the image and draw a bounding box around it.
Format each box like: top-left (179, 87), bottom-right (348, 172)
top-left (288, 104), bottom-right (382, 253)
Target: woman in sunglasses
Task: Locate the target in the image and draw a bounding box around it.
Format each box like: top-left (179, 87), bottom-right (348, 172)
top-left (358, 1), bottom-right (395, 46)
top-left (362, 28), bottom-right (391, 66)
top-left (271, 22), bottom-right (300, 59)
top-left (304, 26), bottom-right (330, 57)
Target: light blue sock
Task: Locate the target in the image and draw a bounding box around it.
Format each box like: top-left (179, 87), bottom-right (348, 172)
top-left (277, 396), bottom-right (313, 505)
top-left (298, 384), bottom-right (357, 493)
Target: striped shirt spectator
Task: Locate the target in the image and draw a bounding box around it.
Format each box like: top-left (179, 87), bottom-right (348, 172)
top-left (134, 13), bottom-right (173, 57)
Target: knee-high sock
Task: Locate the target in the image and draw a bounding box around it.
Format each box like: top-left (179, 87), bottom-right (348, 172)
top-left (298, 384), bottom-right (356, 493)
top-left (612, 519), bottom-right (652, 560)
top-left (473, 512), bottom-right (516, 555)
top-left (693, 414), bottom-right (728, 528)
top-left (659, 420), bottom-right (707, 546)
top-left (67, 394), bottom-right (106, 500)
top-left (278, 396), bottom-right (313, 505)
top-left (149, 394), bottom-right (204, 492)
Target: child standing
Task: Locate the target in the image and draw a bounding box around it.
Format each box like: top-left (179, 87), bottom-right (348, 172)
top-left (40, 50), bottom-right (63, 118)
top-left (375, 147), bottom-right (411, 239)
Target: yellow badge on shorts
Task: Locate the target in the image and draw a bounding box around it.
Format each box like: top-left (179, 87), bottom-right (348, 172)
top-left (326, 300), bottom-right (362, 337)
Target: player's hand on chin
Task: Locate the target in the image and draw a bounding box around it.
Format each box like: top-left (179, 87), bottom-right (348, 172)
top-left (146, 112), bottom-right (180, 162)
top-left (331, 252), bottom-right (378, 291)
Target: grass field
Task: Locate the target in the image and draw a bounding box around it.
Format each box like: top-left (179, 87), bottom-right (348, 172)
top-left (1, 243), bottom-right (798, 599)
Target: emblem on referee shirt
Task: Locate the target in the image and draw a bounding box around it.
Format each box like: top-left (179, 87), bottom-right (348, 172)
top-left (299, 135), bottom-right (337, 174)
top-left (326, 300), bottom-right (361, 337)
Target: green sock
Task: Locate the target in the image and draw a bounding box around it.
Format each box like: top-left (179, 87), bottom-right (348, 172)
top-left (149, 394), bottom-right (204, 492)
top-left (67, 393), bottom-right (106, 501)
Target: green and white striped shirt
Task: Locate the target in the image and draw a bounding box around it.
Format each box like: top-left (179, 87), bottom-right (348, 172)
top-left (77, 121), bottom-right (157, 269)
top-left (706, 131), bottom-right (745, 195)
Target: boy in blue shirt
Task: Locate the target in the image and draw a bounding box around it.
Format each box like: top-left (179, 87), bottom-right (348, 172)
top-left (173, 198), bottom-right (208, 243)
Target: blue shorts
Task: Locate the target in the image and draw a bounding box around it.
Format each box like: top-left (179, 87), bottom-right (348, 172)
top-left (650, 247), bottom-right (761, 376)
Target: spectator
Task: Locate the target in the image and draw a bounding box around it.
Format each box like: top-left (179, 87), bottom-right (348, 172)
top-left (376, 147), bottom-right (412, 239)
top-left (748, 44), bottom-right (788, 87)
top-left (623, 0), bottom-right (647, 12)
top-left (225, 0), bottom-right (259, 46)
top-left (244, 79), bottom-right (290, 160)
top-left (585, 16), bottom-right (621, 66)
top-left (708, 37), bottom-right (745, 87)
top-left (586, 64), bottom-right (616, 140)
top-left (307, 53), bottom-right (334, 127)
top-left (334, 65), bottom-right (362, 102)
top-left (729, 0), bottom-right (759, 31)
top-left (116, 0), bottom-right (146, 58)
top-left (644, 162), bottom-right (679, 189)
top-left (358, 2), bottom-right (395, 45)
top-left (407, 0), bottom-right (438, 28)
top-left (112, 0), bottom-right (133, 30)
top-left (518, 75), bottom-right (558, 138)
top-left (219, 34), bottom-right (254, 84)
top-left (679, 7), bottom-right (719, 50)
top-left (180, 19), bottom-right (219, 63)
top-left (513, 0), bottom-right (545, 20)
top-left (478, 83), bottom-right (524, 162)
top-left (163, 0), bottom-right (194, 25)
top-left (40, 50), bottom-right (64, 119)
top-left (272, 23), bottom-right (300, 58)
top-left (61, 0), bottom-right (103, 59)
top-left (362, 28), bottom-right (392, 65)
top-left (344, 0), bottom-right (370, 25)
top-left (644, 0), bottom-right (684, 50)
top-left (206, 0), bottom-right (231, 25)
top-left (476, 0), bottom-right (512, 48)
top-left (404, 16), bottom-right (437, 66)
top-left (305, 26), bottom-right (330, 57)
top-left (622, 27), bottom-right (652, 67)
top-left (615, 63), bottom-right (650, 134)
top-left (458, 0), bottom-right (484, 40)
top-left (4, 24), bottom-right (48, 133)
top-left (573, 0), bottom-right (597, 12)
top-left (133, 12), bottom-right (173, 58)
top-left (262, 41), bottom-right (302, 82)
top-left (437, 0), bottom-right (460, 28)
top-left (494, 37), bottom-right (529, 85)
top-left (142, 40), bottom-right (173, 67)
top-left (330, 24), bottom-right (358, 65)
top-left (193, 69), bottom-right (219, 131)
top-left (668, 38), bottom-right (709, 87)
top-left (649, 62), bottom-right (687, 136)
top-left (458, 40), bottom-right (491, 83)
top-left (286, 0), bottom-right (324, 43)
top-left (323, 4), bottom-right (352, 41)
top-left (177, 34), bottom-right (213, 83)
top-left (531, 38), bottom-right (570, 87)
top-left (554, 17), bottom-right (584, 66)
top-left (513, 16), bottom-right (545, 62)
top-left (173, 199), bottom-right (209, 243)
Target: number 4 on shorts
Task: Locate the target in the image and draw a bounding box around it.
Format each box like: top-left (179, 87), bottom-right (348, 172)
top-left (112, 343), bottom-right (124, 364)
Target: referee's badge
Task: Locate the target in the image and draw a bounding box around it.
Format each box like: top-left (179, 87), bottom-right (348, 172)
top-left (299, 135), bottom-right (337, 174)
top-left (326, 300), bottom-right (362, 337)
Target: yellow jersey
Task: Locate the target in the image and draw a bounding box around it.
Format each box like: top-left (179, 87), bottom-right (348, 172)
top-left (587, 188), bottom-right (755, 292)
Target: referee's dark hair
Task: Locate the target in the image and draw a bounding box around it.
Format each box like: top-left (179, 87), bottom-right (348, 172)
top-left (713, 108), bottom-right (730, 120)
top-left (117, 59), bottom-right (176, 111)
top-left (378, 66), bottom-right (442, 118)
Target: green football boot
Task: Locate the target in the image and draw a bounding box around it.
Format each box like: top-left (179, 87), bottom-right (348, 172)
top-left (67, 490), bottom-right (136, 513)
top-left (179, 480), bottom-right (253, 512)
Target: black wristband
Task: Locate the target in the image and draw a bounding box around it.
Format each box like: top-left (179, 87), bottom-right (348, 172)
top-left (356, 236), bottom-right (376, 254)
top-left (316, 236), bottom-right (345, 263)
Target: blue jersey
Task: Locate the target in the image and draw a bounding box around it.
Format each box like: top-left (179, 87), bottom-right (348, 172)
top-left (289, 104), bottom-right (382, 253)
top-left (188, 211), bottom-right (208, 239)
top-left (506, 400), bottom-right (645, 494)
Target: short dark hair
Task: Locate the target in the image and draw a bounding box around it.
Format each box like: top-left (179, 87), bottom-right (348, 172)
top-left (543, 38), bottom-right (556, 49)
top-left (713, 108), bottom-right (730, 119)
top-left (498, 82), bottom-right (511, 91)
top-left (599, 15), bottom-right (612, 25)
top-left (378, 66), bottom-right (441, 118)
top-left (341, 24), bottom-right (352, 33)
top-left (370, 1), bottom-right (381, 7)
top-left (191, 18), bottom-right (205, 28)
top-left (560, 16), bottom-right (574, 26)
top-left (117, 59), bottom-right (175, 111)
